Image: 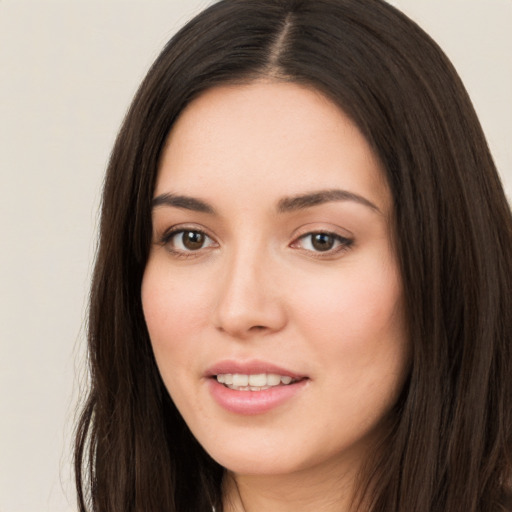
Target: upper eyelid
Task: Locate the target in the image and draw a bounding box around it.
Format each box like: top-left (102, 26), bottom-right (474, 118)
top-left (290, 222), bottom-right (353, 240)
top-left (296, 231), bottom-right (351, 241)
top-left (159, 224), bottom-right (216, 240)
top-left (165, 227), bottom-right (214, 239)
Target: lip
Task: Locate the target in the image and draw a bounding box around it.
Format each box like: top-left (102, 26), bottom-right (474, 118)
top-left (205, 359), bottom-right (309, 415)
top-left (208, 378), bottom-right (308, 415)
top-left (204, 359), bottom-right (305, 380)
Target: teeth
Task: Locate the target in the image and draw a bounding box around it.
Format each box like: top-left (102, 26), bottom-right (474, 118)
top-left (267, 374), bottom-right (281, 386)
top-left (232, 374), bottom-right (249, 387)
top-left (249, 374), bottom-right (266, 386)
top-left (216, 373), bottom-right (297, 390)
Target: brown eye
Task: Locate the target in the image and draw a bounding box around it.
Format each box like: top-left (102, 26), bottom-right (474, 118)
top-left (181, 230), bottom-right (206, 250)
top-left (163, 229), bottom-right (216, 253)
top-left (293, 231), bottom-right (353, 255)
top-left (311, 233), bottom-right (335, 251)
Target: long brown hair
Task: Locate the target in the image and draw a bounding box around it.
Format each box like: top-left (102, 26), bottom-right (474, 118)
top-left (74, 1), bottom-right (512, 510)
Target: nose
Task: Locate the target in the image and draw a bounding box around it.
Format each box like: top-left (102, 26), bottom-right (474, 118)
top-left (212, 247), bottom-right (287, 339)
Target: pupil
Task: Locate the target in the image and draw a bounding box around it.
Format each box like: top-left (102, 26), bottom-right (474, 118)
top-left (183, 231), bottom-right (204, 250)
top-left (312, 233), bottom-right (334, 251)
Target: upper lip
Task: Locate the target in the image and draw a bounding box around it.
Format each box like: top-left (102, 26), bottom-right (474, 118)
top-left (205, 359), bottom-right (306, 379)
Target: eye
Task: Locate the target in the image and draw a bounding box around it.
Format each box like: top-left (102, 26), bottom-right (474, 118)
top-left (293, 232), bottom-right (353, 254)
top-left (162, 229), bottom-right (217, 253)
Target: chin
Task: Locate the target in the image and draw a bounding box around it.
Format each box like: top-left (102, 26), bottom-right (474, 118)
top-left (194, 423), bottom-right (368, 480)
top-left (194, 428), bottom-right (306, 476)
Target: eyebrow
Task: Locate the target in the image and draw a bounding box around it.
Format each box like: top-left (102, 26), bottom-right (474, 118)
top-left (152, 193), bottom-right (216, 214)
top-left (277, 189), bottom-right (381, 214)
top-left (151, 188), bottom-right (381, 215)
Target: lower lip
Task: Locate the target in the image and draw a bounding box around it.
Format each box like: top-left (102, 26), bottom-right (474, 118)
top-left (208, 378), bottom-right (308, 415)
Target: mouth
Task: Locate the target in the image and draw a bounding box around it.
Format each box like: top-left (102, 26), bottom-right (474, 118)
top-left (214, 372), bottom-right (304, 391)
top-left (205, 360), bottom-right (309, 414)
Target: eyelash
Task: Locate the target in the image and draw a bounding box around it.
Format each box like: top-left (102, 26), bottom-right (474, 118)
top-left (292, 232), bottom-right (354, 257)
top-left (158, 228), bottom-right (354, 259)
top-left (159, 228), bottom-right (218, 259)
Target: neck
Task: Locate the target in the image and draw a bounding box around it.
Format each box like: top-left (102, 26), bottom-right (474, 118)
top-left (222, 459), bottom-right (363, 512)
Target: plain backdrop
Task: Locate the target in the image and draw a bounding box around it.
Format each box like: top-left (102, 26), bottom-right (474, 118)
top-left (1, 1), bottom-right (510, 511)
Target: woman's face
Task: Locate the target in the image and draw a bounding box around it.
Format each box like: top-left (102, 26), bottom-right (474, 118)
top-left (142, 82), bottom-right (409, 478)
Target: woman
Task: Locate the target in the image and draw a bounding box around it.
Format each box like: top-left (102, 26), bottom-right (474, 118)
top-left (74, 1), bottom-right (512, 511)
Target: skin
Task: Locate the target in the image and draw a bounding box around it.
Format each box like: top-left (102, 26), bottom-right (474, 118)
top-left (142, 81), bottom-right (410, 512)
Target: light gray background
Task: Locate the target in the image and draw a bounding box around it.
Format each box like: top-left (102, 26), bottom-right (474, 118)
top-left (1, 1), bottom-right (510, 511)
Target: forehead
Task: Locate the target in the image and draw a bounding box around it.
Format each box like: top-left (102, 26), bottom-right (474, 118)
top-left (156, 81), bottom-right (390, 213)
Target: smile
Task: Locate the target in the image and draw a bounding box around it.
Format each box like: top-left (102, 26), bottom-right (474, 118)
top-left (207, 362), bottom-right (309, 415)
top-left (216, 373), bottom-right (297, 391)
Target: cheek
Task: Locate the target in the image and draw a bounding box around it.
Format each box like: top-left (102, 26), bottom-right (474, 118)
top-left (140, 260), bottom-right (214, 385)
top-left (293, 259), bottom-right (403, 338)
top-left (289, 256), bottom-right (407, 385)
top-left (141, 260), bottom-right (210, 344)
top-left (295, 261), bottom-right (408, 422)
top-left (141, 262), bottom-right (215, 425)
